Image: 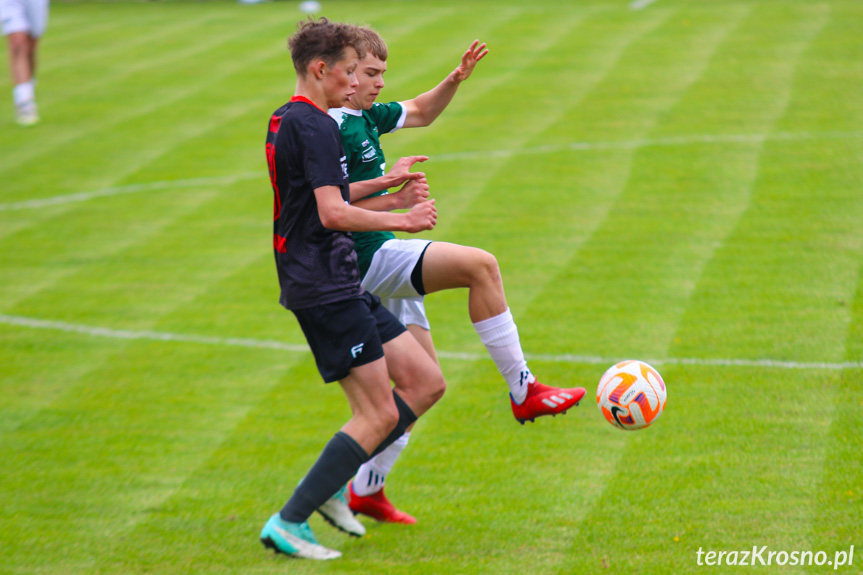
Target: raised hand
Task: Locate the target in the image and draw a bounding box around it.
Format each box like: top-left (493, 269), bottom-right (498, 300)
top-left (452, 40), bottom-right (488, 83)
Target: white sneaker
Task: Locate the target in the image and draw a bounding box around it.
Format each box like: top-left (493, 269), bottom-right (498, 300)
top-left (317, 483), bottom-right (366, 537)
top-left (16, 102), bottom-right (39, 126)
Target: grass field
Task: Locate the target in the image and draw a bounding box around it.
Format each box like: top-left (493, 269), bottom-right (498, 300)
top-left (1, 0), bottom-right (862, 573)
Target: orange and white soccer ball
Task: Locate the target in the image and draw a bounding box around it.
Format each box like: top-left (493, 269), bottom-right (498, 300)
top-left (597, 360), bottom-right (666, 430)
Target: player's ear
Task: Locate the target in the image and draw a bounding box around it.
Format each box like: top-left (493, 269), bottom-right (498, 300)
top-left (310, 59), bottom-right (326, 81)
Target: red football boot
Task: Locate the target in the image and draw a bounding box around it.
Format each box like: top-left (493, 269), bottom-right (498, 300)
top-left (348, 481), bottom-right (416, 525)
top-left (511, 380), bottom-right (586, 424)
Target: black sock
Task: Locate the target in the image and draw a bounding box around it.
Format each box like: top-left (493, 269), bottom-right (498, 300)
top-left (279, 431), bottom-right (369, 523)
top-left (370, 391), bottom-right (418, 457)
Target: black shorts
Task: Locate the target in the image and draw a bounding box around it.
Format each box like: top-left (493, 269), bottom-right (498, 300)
top-left (292, 291), bottom-right (407, 383)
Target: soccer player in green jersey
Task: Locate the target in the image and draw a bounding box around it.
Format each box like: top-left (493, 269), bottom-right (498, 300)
top-left (324, 28), bottom-right (588, 524)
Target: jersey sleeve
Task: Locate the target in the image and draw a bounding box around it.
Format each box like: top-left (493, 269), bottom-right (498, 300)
top-left (367, 102), bottom-right (407, 134)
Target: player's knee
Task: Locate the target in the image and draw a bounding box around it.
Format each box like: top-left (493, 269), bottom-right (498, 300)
top-left (7, 34), bottom-right (29, 56)
top-left (8, 40), bottom-right (27, 59)
top-left (401, 366), bottom-right (445, 413)
top-left (425, 369), bottom-right (447, 406)
top-left (375, 400), bottom-right (400, 435)
top-left (474, 249), bottom-right (501, 284)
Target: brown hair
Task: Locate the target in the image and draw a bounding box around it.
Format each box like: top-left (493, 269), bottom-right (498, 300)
top-left (354, 25), bottom-right (388, 61)
top-left (288, 18), bottom-right (364, 77)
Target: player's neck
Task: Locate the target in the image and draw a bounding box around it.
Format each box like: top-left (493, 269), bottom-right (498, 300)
top-left (293, 79), bottom-right (328, 112)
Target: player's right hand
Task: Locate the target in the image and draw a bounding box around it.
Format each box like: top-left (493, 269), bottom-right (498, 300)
top-left (453, 40), bottom-right (488, 83)
top-left (404, 199), bottom-right (436, 232)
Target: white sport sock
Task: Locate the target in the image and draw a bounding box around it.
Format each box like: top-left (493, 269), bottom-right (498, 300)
top-left (473, 308), bottom-right (534, 404)
top-left (352, 432), bottom-right (410, 497)
top-left (13, 81), bottom-right (35, 107)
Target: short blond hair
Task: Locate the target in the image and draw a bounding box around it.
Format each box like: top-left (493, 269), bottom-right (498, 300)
top-left (354, 26), bottom-right (388, 61)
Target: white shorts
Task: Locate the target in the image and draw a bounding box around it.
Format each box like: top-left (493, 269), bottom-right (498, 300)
top-left (361, 238), bottom-right (432, 330)
top-left (0, 0), bottom-right (48, 37)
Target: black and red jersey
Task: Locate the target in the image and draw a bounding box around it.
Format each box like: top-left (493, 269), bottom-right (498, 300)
top-left (267, 96), bottom-right (362, 310)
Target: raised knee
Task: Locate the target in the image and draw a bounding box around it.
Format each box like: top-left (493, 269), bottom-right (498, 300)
top-left (476, 250), bottom-right (501, 283)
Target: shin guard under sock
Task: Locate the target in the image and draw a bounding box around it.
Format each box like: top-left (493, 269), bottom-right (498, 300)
top-left (370, 391), bottom-right (417, 458)
top-left (279, 431), bottom-right (369, 523)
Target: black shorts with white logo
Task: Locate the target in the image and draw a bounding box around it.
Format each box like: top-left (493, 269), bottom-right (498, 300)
top-left (292, 291), bottom-right (407, 383)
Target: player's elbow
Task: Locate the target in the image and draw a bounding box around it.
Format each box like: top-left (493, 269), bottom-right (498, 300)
top-left (318, 206), bottom-right (349, 231)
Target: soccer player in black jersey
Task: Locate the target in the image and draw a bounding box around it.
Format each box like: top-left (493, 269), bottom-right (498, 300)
top-left (259, 18), bottom-right (445, 560)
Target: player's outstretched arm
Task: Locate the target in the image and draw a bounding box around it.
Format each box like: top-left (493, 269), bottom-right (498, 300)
top-left (401, 40), bottom-right (488, 129)
top-left (316, 186), bottom-right (436, 233)
top-left (349, 155), bottom-right (428, 202)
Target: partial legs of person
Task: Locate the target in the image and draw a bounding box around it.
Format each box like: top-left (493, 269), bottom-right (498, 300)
top-left (2, 0), bottom-right (48, 125)
top-left (349, 298), bottom-right (433, 524)
top-left (420, 241), bottom-right (586, 423)
top-left (345, 240), bottom-right (586, 528)
top-left (261, 323), bottom-right (445, 559)
top-left (5, 31), bottom-right (40, 125)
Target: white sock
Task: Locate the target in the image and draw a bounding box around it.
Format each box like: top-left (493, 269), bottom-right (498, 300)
top-left (352, 432), bottom-right (410, 497)
top-left (473, 308), bottom-right (534, 404)
top-left (13, 81), bottom-right (35, 107)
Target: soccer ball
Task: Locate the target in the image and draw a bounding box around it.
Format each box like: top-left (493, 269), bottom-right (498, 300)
top-left (596, 360), bottom-right (666, 430)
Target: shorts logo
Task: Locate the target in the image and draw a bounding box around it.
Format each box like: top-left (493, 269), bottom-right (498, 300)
top-left (351, 343), bottom-right (364, 358)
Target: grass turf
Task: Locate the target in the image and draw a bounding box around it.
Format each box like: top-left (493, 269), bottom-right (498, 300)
top-left (1, 0), bottom-right (861, 573)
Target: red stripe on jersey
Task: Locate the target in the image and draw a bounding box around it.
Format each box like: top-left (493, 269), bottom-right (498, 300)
top-left (269, 115), bottom-right (281, 133)
top-left (267, 142), bottom-right (281, 220)
top-left (290, 95), bottom-right (325, 113)
top-left (273, 234), bottom-right (287, 254)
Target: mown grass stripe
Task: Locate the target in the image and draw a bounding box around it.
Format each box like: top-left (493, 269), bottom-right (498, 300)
top-left (3, 313), bottom-right (859, 370)
top-left (0, 184), bottom-right (216, 307)
top-left (0, 14), bottom-right (284, 177)
top-left (379, 4), bottom-right (606, 235)
top-left (43, 9), bottom-right (229, 73)
top-left (3, 129), bottom-right (860, 213)
top-left (0, 174), bottom-right (259, 212)
top-left (418, 9), bottom-right (680, 352)
top-left (485, 5), bottom-right (747, 328)
top-left (551, 4), bottom-right (836, 571)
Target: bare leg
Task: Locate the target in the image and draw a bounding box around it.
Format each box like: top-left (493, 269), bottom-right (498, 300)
top-left (420, 242), bottom-right (508, 323)
top-left (6, 32), bottom-right (35, 85)
top-left (29, 37), bottom-right (38, 80)
top-left (345, 329), bottom-right (442, 522)
top-left (338, 329), bottom-right (443, 454)
top-left (406, 323), bottom-right (438, 365)
top-left (337, 357), bottom-right (401, 454)
top-left (382, 329), bottom-right (445, 416)
top-left (281, 335), bottom-right (444, 524)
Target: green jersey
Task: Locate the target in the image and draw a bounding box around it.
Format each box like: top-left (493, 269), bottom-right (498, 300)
top-left (329, 102), bottom-right (407, 277)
